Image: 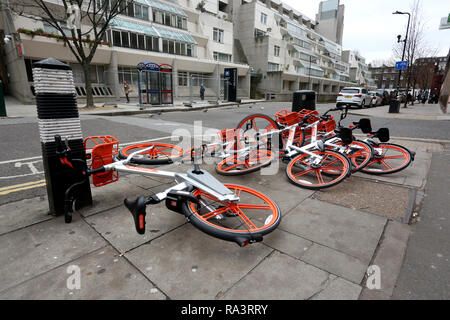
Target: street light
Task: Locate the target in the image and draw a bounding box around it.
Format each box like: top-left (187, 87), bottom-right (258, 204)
top-left (392, 11), bottom-right (411, 94)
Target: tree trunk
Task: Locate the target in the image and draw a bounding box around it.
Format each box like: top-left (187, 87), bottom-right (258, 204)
top-left (82, 62), bottom-right (94, 108)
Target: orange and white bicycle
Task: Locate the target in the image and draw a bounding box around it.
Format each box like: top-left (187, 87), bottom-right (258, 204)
top-left (56, 135), bottom-right (281, 247)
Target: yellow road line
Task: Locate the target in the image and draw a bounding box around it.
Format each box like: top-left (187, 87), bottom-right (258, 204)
top-left (0, 180), bottom-right (46, 195)
top-left (0, 180), bottom-right (46, 192)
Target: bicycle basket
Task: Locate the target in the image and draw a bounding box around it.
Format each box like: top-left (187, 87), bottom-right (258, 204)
top-left (297, 109), bottom-right (320, 123)
top-left (375, 128), bottom-right (390, 143)
top-left (358, 118), bottom-right (372, 134)
top-left (84, 136), bottom-right (120, 187)
top-left (318, 117), bottom-right (336, 133)
top-left (274, 110), bottom-right (301, 126)
top-left (219, 128), bottom-right (236, 143)
top-left (338, 128), bottom-right (354, 145)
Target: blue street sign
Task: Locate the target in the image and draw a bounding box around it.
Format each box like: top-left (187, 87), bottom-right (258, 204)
top-left (395, 61), bottom-right (408, 70)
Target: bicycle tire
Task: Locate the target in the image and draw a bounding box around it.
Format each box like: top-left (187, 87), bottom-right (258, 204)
top-left (215, 149), bottom-right (274, 176)
top-left (286, 150), bottom-right (351, 190)
top-left (182, 184), bottom-right (281, 246)
top-left (118, 143), bottom-right (184, 165)
top-left (326, 139), bottom-right (373, 173)
top-left (361, 143), bottom-right (412, 175)
top-left (235, 113), bottom-right (282, 148)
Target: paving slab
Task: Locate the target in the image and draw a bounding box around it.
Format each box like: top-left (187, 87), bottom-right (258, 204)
top-left (311, 277), bottom-right (362, 300)
top-left (0, 216), bottom-right (106, 292)
top-left (0, 246), bottom-right (166, 300)
top-left (263, 229), bottom-right (312, 259)
top-left (355, 140), bottom-right (442, 189)
top-left (77, 177), bottom-right (153, 218)
top-left (315, 177), bottom-right (412, 222)
top-left (125, 224), bottom-right (273, 300)
top-left (280, 198), bottom-right (387, 264)
top-left (359, 221), bottom-right (411, 300)
top-left (222, 251), bottom-right (335, 300)
top-left (0, 196), bottom-right (52, 235)
top-left (300, 243), bottom-right (368, 284)
top-left (85, 202), bottom-right (187, 253)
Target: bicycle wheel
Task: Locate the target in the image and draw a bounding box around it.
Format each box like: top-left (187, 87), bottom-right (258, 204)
top-left (182, 184), bottom-right (281, 246)
top-left (215, 149), bottom-right (274, 176)
top-left (326, 140), bottom-right (373, 173)
top-left (361, 143), bottom-right (412, 175)
top-left (119, 143), bottom-right (184, 165)
top-left (286, 150), bottom-right (351, 189)
top-left (235, 114), bottom-right (280, 148)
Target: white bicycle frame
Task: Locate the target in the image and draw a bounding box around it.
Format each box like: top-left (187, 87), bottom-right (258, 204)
top-left (99, 145), bottom-right (240, 203)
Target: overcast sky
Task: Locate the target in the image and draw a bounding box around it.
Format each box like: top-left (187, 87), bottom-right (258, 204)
top-left (282, 0), bottom-right (450, 64)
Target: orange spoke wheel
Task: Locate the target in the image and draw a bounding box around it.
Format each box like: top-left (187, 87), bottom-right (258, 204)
top-left (119, 143), bottom-right (184, 165)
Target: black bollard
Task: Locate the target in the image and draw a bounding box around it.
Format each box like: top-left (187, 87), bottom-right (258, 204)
top-left (33, 58), bottom-right (92, 216)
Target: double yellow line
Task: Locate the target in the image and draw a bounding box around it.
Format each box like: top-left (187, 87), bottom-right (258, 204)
top-left (0, 180), bottom-right (46, 196)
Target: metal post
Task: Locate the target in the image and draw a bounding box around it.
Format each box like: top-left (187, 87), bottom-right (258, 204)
top-left (395, 12), bottom-right (411, 93)
top-left (0, 80), bottom-right (6, 117)
top-left (33, 58), bottom-right (92, 215)
top-left (308, 56), bottom-right (312, 90)
top-left (189, 74), bottom-right (193, 105)
top-left (138, 70), bottom-right (143, 109)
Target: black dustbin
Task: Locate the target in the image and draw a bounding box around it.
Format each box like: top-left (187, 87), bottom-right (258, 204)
top-left (292, 90), bottom-right (316, 112)
top-left (388, 99), bottom-right (400, 113)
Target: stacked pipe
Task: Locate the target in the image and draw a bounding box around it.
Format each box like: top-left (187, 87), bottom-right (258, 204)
top-left (33, 58), bottom-right (92, 216)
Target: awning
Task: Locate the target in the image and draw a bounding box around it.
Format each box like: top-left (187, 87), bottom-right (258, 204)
top-left (154, 26), bottom-right (197, 44)
top-left (110, 18), bottom-right (159, 37)
top-left (309, 64), bottom-right (324, 72)
top-left (292, 44), bottom-right (317, 58)
top-left (146, 0), bottom-right (188, 17)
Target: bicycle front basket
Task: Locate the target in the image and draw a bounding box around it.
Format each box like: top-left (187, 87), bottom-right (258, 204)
top-left (376, 128), bottom-right (390, 143)
top-left (358, 118), bottom-right (372, 134)
top-left (338, 128), bottom-right (353, 145)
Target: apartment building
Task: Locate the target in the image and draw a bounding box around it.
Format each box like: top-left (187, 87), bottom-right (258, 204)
top-left (0, 0), bottom-right (250, 103)
top-left (341, 50), bottom-right (376, 88)
top-left (369, 65), bottom-right (406, 90)
top-left (230, 0), bottom-right (354, 101)
top-left (1, 0), bottom-right (374, 104)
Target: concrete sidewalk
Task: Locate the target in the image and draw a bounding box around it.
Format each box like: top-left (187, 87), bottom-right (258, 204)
top-left (0, 139), bottom-right (442, 300)
top-left (348, 102), bottom-right (450, 121)
top-left (1, 95), bottom-right (265, 118)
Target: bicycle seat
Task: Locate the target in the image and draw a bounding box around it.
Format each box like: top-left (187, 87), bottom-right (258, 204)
top-left (124, 196), bottom-right (147, 234)
top-left (358, 118), bottom-right (372, 134)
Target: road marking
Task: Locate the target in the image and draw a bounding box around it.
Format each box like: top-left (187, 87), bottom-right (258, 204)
top-left (0, 179), bottom-right (46, 195)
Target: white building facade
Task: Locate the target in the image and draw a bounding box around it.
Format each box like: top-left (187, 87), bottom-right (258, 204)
top-left (0, 0), bottom-right (375, 103)
top-left (230, 0), bottom-right (354, 101)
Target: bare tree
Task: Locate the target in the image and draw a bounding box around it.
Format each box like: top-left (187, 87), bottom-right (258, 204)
top-left (8, 0), bottom-right (131, 108)
top-left (391, 0), bottom-right (438, 106)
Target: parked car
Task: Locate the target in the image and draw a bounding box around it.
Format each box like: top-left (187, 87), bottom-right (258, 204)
top-left (375, 89), bottom-right (390, 105)
top-left (336, 87), bottom-right (371, 109)
top-left (368, 91), bottom-right (382, 107)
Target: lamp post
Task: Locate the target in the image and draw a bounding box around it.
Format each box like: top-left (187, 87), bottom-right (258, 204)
top-left (393, 11), bottom-right (411, 94)
top-left (308, 55), bottom-right (312, 90)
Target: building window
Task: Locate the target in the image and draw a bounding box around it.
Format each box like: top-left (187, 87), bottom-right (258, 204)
top-left (254, 28), bottom-right (266, 37)
top-left (151, 8), bottom-right (187, 30)
top-left (112, 30), bottom-right (122, 46)
top-left (261, 13), bottom-right (267, 25)
top-left (274, 45), bottom-right (280, 57)
top-left (130, 33), bottom-right (138, 49)
top-left (268, 63), bottom-right (280, 72)
top-left (121, 31), bottom-right (129, 47)
top-left (213, 28), bottom-right (224, 43)
top-left (213, 52), bottom-right (232, 62)
top-left (178, 71), bottom-right (188, 86)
